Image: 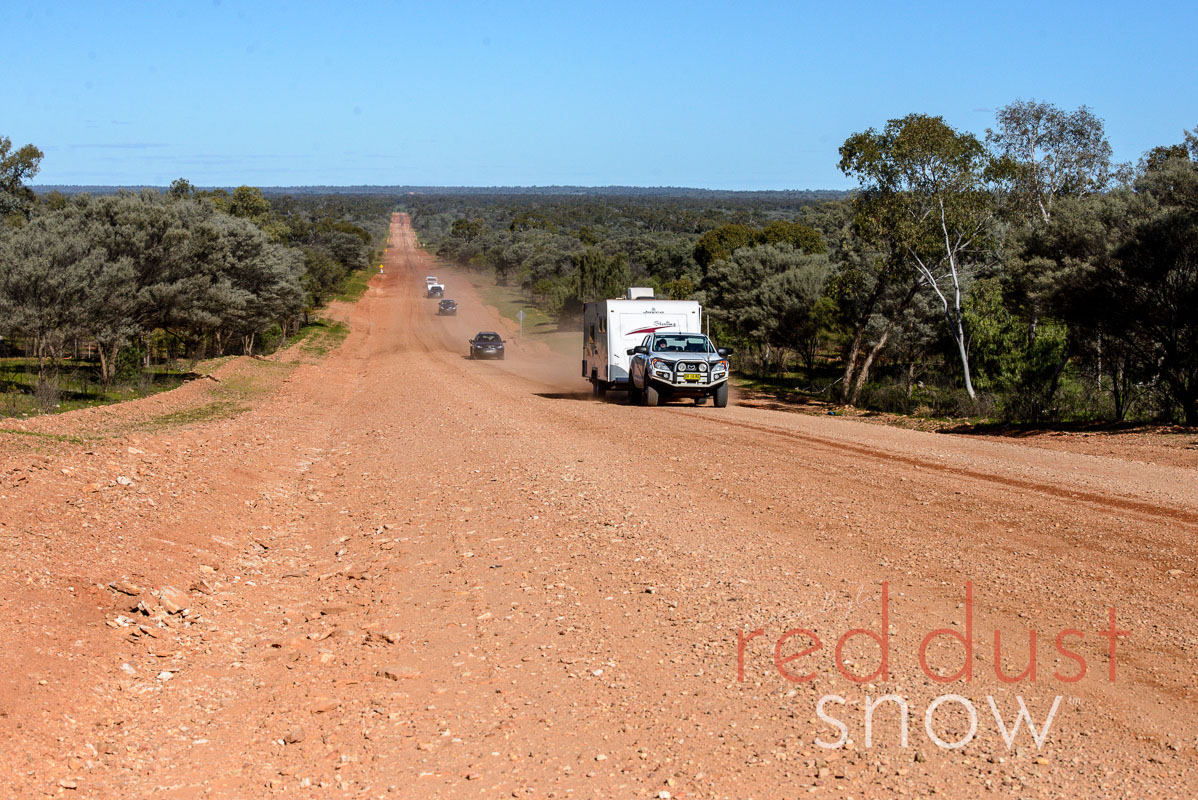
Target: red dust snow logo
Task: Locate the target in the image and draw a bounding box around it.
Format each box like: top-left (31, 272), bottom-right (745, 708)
top-left (735, 582), bottom-right (1128, 750)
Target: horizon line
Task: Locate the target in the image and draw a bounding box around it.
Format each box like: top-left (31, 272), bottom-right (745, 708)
top-left (31, 183), bottom-right (850, 194)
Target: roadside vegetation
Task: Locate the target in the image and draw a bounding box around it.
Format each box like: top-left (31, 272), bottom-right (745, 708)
top-left (0, 358), bottom-right (192, 418)
top-left (0, 141), bottom-right (390, 418)
top-left (0, 353), bottom-right (299, 445)
top-left (464, 269), bottom-right (575, 358)
top-left (407, 101), bottom-right (1198, 426)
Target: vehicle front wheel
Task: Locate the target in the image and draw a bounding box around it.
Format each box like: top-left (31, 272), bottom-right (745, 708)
top-left (645, 384), bottom-right (660, 407)
top-left (713, 382), bottom-right (729, 408)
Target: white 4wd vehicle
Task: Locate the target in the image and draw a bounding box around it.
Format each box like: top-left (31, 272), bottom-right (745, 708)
top-left (627, 332), bottom-right (733, 407)
top-left (581, 290), bottom-right (701, 397)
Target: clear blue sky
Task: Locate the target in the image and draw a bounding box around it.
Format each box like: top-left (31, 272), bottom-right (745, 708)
top-left (5, 0), bottom-right (1196, 190)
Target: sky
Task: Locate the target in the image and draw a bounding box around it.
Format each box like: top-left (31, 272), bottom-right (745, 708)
top-left (5, 0), bottom-right (1197, 190)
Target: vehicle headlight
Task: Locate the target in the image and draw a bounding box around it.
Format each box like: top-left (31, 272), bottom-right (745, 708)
top-left (712, 360), bottom-right (728, 373)
top-left (698, 362), bottom-right (708, 373)
top-left (650, 358), bottom-right (673, 372)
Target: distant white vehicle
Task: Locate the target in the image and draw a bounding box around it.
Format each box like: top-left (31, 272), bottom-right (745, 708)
top-left (425, 275), bottom-right (438, 285)
top-left (581, 288), bottom-right (703, 398)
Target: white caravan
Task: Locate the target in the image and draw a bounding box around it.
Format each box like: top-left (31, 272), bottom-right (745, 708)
top-left (582, 288), bottom-right (702, 397)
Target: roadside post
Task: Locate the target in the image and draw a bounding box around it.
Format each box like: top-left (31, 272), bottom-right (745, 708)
top-left (517, 309), bottom-right (526, 337)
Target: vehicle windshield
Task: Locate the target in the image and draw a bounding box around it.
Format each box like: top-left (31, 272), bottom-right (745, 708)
top-left (651, 334), bottom-right (713, 354)
top-left (475, 333), bottom-right (501, 342)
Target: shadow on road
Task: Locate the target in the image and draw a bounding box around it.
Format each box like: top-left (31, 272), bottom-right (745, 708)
top-left (535, 391), bottom-right (715, 408)
top-left (534, 391), bottom-right (597, 401)
top-left (939, 420), bottom-right (1193, 437)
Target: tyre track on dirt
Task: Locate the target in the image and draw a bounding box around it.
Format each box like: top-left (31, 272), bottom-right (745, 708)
top-left (698, 415), bottom-right (1198, 525)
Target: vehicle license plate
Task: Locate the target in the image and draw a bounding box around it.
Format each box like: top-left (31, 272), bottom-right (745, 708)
top-left (684, 373), bottom-right (702, 382)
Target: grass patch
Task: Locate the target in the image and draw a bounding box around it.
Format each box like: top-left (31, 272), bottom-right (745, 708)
top-left (0, 358), bottom-right (196, 420)
top-left (193, 356), bottom-right (235, 375)
top-left (473, 280), bottom-right (553, 329)
top-left (0, 316), bottom-right (339, 437)
top-left (146, 400), bottom-right (245, 428)
top-left (468, 272), bottom-right (577, 358)
top-left (116, 358), bottom-right (298, 435)
top-left (297, 319), bottom-right (350, 357)
top-left (335, 268), bottom-right (374, 303)
top-left (0, 428), bottom-right (92, 445)
top-left (0, 266), bottom-right (362, 434)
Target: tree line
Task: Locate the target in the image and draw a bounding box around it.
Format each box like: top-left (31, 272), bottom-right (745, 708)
top-left (406, 102), bottom-right (1197, 425)
top-left (1, 147), bottom-right (388, 389)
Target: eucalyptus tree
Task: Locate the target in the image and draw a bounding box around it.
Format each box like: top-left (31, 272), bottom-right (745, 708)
top-left (168, 178), bottom-right (196, 200)
top-left (574, 247), bottom-right (630, 305)
top-left (0, 136), bottom-right (43, 218)
top-left (757, 251), bottom-right (833, 371)
top-left (840, 113), bottom-right (998, 400)
top-left (986, 100), bottom-right (1114, 225)
top-left (83, 191), bottom-right (195, 335)
top-left (693, 224), bottom-right (756, 271)
top-left (1082, 209), bottom-right (1198, 424)
top-left (185, 209), bottom-right (304, 353)
top-left (1071, 135), bottom-right (1198, 424)
top-left (68, 201), bottom-right (139, 382)
top-left (704, 243), bottom-right (832, 371)
top-left (1135, 127), bottom-right (1198, 212)
top-left (0, 211), bottom-right (96, 376)
top-left (799, 200), bottom-right (899, 400)
top-left (450, 218), bottom-right (486, 242)
top-left (987, 101), bottom-right (1118, 341)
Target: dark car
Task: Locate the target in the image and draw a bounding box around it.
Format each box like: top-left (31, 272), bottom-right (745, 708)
top-left (427, 285), bottom-right (444, 298)
top-left (468, 332), bottom-right (504, 360)
top-left (438, 299), bottom-right (457, 315)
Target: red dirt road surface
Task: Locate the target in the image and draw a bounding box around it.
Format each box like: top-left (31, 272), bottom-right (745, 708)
top-left (1, 213), bottom-right (1195, 798)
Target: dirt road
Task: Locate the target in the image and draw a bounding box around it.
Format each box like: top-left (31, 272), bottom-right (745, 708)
top-left (1, 213), bottom-right (1195, 798)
